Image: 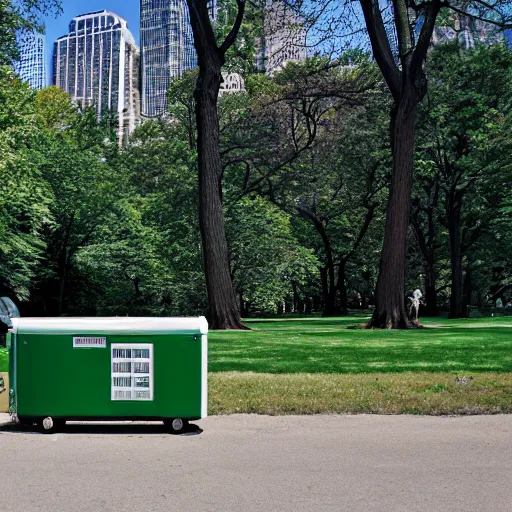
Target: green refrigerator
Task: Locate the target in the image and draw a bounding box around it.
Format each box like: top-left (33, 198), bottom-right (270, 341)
top-left (7, 317), bottom-right (208, 433)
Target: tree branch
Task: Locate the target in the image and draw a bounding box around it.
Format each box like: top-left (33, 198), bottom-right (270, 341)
top-left (360, 0), bottom-right (401, 100)
top-left (218, 0), bottom-right (246, 56)
top-left (410, 0), bottom-right (442, 78)
top-left (447, 3), bottom-right (512, 29)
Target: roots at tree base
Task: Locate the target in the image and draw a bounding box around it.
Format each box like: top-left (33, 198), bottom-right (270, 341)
top-left (366, 310), bottom-right (424, 329)
top-left (208, 312), bottom-right (251, 330)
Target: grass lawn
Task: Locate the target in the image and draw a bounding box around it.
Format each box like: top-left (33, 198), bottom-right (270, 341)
top-left (209, 372), bottom-right (512, 415)
top-left (0, 347), bottom-right (6, 373)
top-left (209, 316), bottom-right (512, 374)
top-left (208, 315), bottom-right (512, 414)
top-left (2, 315), bottom-right (511, 414)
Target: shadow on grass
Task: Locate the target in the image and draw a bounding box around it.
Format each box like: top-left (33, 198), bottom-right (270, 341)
top-left (240, 318), bottom-right (371, 332)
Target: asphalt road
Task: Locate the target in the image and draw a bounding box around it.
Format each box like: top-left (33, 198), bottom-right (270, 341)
top-left (1, 413), bottom-right (511, 512)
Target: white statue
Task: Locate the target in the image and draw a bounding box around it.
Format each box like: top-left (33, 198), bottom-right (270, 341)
top-left (409, 289), bottom-right (423, 323)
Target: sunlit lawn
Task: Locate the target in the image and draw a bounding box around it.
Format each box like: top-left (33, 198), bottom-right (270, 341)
top-left (2, 315), bottom-right (511, 414)
top-left (1, 316), bottom-right (510, 375)
top-left (208, 315), bottom-right (512, 374)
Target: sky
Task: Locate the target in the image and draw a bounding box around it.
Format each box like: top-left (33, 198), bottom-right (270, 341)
top-left (43, 0), bottom-right (141, 82)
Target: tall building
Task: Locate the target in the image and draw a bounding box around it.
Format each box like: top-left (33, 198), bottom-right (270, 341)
top-left (257, 0), bottom-right (307, 74)
top-left (13, 33), bottom-right (46, 89)
top-left (413, 9), bottom-right (505, 49)
top-left (431, 14), bottom-right (504, 48)
top-left (140, 0), bottom-right (217, 118)
top-left (53, 11), bottom-right (140, 142)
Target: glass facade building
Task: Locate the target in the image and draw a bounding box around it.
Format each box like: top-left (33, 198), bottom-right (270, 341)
top-left (14, 33), bottom-right (46, 89)
top-left (53, 11), bottom-right (140, 143)
top-left (140, 0), bottom-right (217, 117)
top-left (257, 0), bottom-right (307, 74)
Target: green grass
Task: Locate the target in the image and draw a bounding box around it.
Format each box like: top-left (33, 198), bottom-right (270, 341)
top-left (2, 316), bottom-right (512, 415)
top-left (209, 372), bottom-right (512, 415)
top-left (0, 347), bottom-right (6, 373)
top-left (2, 316), bottom-right (510, 375)
top-left (208, 316), bottom-right (512, 374)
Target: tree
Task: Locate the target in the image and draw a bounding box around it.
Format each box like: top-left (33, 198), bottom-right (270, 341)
top-left (121, 119), bottom-right (207, 315)
top-left (0, 0), bottom-right (61, 64)
top-left (185, 0), bottom-right (248, 329)
top-left (0, 68), bottom-right (52, 300)
top-left (298, 0), bottom-right (512, 327)
top-left (34, 85), bottom-right (76, 130)
top-left (226, 195), bottom-right (318, 315)
top-left (73, 199), bottom-right (178, 316)
top-left (168, 69), bottom-right (199, 150)
top-left (29, 93), bottom-right (124, 315)
top-left (410, 156), bottom-right (442, 316)
top-left (416, 42), bottom-right (512, 317)
top-left (220, 58), bottom-right (388, 315)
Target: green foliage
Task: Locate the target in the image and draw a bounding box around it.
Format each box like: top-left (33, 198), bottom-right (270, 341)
top-left (34, 86), bottom-right (76, 130)
top-left (414, 42), bottom-right (512, 307)
top-left (70, 119), bottom-right (206, 316)
top-left (0, 68), bottom-right (52, 299)
top-left (226, 195), bottom-right (318, 313)
top-left (222, 58), bottom-right (389, 311)
top-left (1, 31), bottom-right (511, 321)
top-left (167, 69), bottom-right (198, 148)
top-left (0, 0), bottom-right (61, 64)
top-left (214, 0), bottom-right (264, 73)
top-left (0, 347), bottom-right (6, 371)
top-left (73, 199), bottom-right (174, 315)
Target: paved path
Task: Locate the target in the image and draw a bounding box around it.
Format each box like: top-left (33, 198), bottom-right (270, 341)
top-left (1, 413), bottom-right (511, 512)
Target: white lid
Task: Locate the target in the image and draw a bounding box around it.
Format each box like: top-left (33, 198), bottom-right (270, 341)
top-left (10, 316), bottom-right (208, 335)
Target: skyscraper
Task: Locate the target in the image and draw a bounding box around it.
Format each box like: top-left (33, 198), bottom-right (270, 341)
top-left (140, 0), bottom-right (217, 118)
top-left (431, 13), bottom-right (504, 48)
top-left (14, 33), bottom-right (46, 89)
top-left (53, 11), bottom-right (140, 142)
top-left (257, 0), bottom-right (307, 74)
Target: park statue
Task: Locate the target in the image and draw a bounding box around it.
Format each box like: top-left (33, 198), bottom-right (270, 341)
top-left (408, 289), bottom-right (423, 325)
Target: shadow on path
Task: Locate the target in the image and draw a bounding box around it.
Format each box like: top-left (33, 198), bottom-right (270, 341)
top-left (0, 421), bottom-right (203, 436)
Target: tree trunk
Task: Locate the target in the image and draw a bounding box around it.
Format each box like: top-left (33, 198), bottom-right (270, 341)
top-left (447, 191), bottom-right (465, 318)
top-left (292, 281), bottom-right (302, 313)
top-left (338, 262), bottom-right (349, 315)
top-left (368, 100), bottom-right (417, 328)
top-left (194, 68), bottom-right (246, 329)
top-left (411, 178), bottom-right (440, 317)
top-left (321, 265), bottom-right (338, 317)
top-left (187, 0), bottom-right (247, 330)
top-left (463, 267), bottom-right (473, 311)
top-left (58, 264), bottom-right (67, 316)
top-left (57, 249), bottom-right (70, 316)
top-left (424, 259), bottom-right (439, 317)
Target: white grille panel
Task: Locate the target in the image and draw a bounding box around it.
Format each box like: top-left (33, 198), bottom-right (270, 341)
top-left (111, 343), bottom-right (153, 401)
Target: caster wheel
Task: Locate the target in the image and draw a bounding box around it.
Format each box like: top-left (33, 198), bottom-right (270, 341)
top-left (164, 418), bottom-right (189, 434)
top-left (38, 417), bottom-right (66, 434)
